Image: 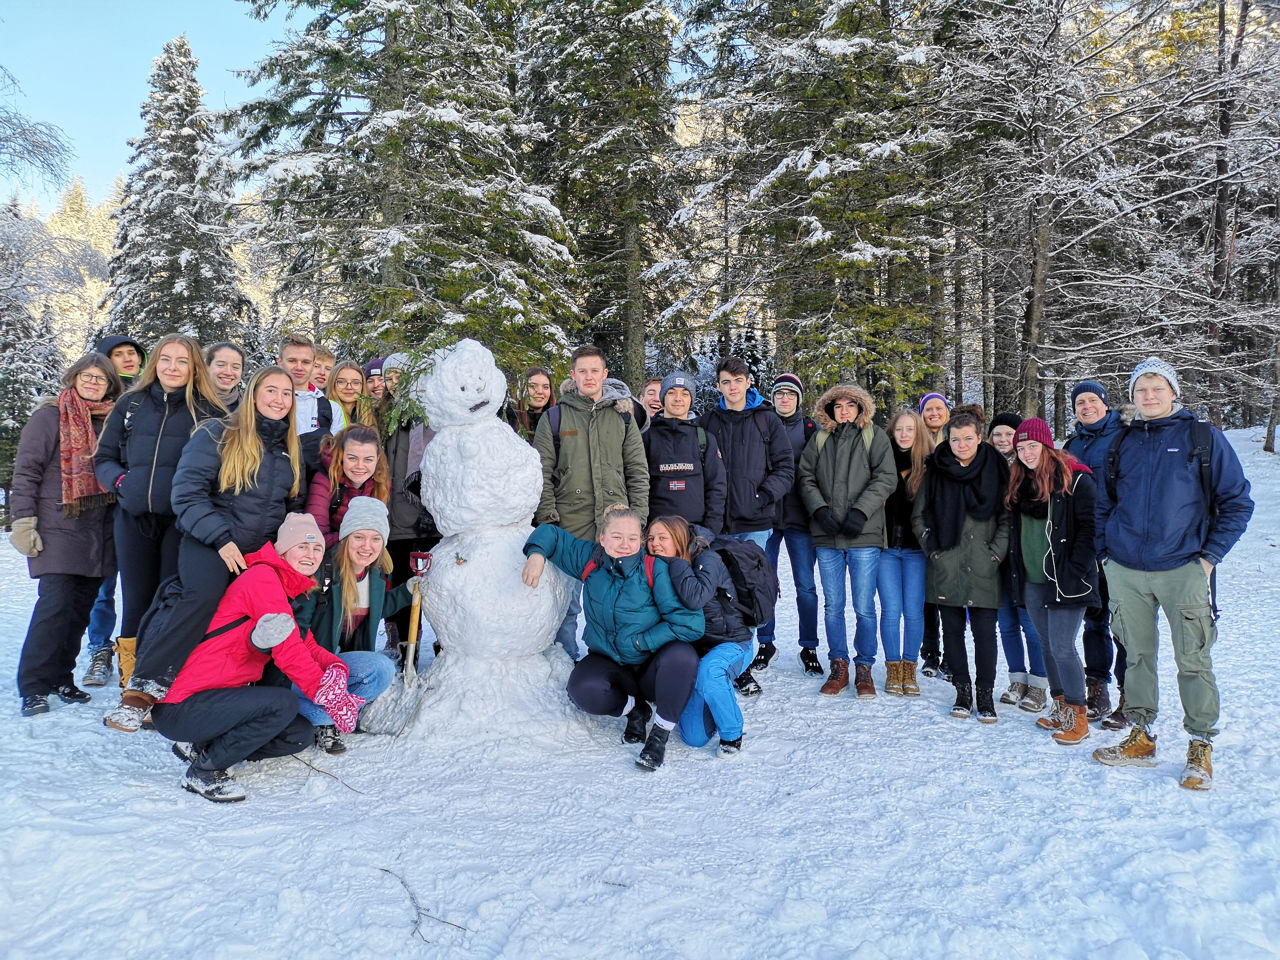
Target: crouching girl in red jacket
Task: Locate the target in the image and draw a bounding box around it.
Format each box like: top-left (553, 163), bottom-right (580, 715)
top-left (150, 514), bottom-right (367, 803)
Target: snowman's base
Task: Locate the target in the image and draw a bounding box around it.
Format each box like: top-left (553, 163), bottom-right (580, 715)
top-left (392, 646), bottom-right (590, 744)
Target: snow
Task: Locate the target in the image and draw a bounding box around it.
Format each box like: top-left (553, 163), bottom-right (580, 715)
top-left (2, 431), bottom-right (1279, 958)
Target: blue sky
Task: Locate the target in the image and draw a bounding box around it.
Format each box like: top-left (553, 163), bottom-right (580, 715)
top-left (0, 0), bottom-right (291, 209)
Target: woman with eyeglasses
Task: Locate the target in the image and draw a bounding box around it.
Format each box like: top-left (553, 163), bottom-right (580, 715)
top-left (326, 360), bottom-right (376, 428)
top-left (12, 353), bottom-right (123, 717)
top-left (92, 334), bottom-right (227, 688)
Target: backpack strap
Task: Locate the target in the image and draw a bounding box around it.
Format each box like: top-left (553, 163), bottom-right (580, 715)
top-left (1190, 419), bottom-right (1216, 520)
top-left (697, 426), bottom-right (706, 459)
top-left (582, 553), bottom-right (655, 589)
top-left (862, 424), bottom-right (874, 453)
top-left (203, 615), bottom-right (250, 642)
top-left (548, 405), bottom-right (562, 453)
top-left (815, 431), bottom-right (829, 454)
top-left (752, 408), bottom-right (771, 445)
top-left (1104, 423), bottom-right (1132, 503)
top-left (580, 557), bottom-right (597, 581)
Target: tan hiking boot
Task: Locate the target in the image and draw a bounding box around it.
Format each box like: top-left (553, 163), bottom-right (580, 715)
top-left (900, 661), bottom-right (920, 697)
top-left (854, 663), bottom-right (876, 699)
top-left (1036, 695), bottom-right (1067, 730)
top-left (1093, 726), bottom-right (1157, 767)
top-left (884, 661), bottom-right (904, 697)
top-left (1180, 740), bottom-right (1213, 791)
top-left (1052, 703), bottom-right (1091, 746)
top-left (114, 637), bottom-right (137, 689)
top-left (103, 689), bottom-right (155, 733)
top-left (820, 659), bottom-right (849, 696)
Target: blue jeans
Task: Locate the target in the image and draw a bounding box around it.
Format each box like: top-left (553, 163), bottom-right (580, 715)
top-left (876, 547), bottom-right (926, 662)
top-left (679, 640), bottom-right (753, 745)
top-left (555, 582), bottom-right (584, 659)
top-left (997, 593), bottom-right (1046, 678)
top-left (1023, 582), bottom-right (1088, 704)
top-left (761, 528), bottom-right (819, 648)
top-left (86, 573), bottom-right (118, 654)
top-left (816, 546), bottom-right (880, 666)
top-left (295, 651), bottom-right (397, 727)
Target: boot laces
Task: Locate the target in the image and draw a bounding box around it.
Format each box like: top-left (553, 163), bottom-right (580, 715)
top-left (1187, 739), bottom-right (1211, 768)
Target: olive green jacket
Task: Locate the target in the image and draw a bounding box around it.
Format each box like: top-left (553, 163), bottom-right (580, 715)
top-left (911, 479), bottom-right (1009, 609)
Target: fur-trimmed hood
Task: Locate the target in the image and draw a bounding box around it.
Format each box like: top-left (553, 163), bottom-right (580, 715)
top-left (814, 385), bottom-right (876, 432)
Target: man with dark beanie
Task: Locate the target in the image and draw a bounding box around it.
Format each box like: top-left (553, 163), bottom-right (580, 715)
top-left (1063, 378), bottom-right (1127, 725)
top-left (753, 374), bottom-right (821, 674)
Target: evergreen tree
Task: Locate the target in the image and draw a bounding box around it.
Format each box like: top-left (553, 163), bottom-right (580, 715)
top-left (103, 36), bottom-right (253, 345)
top-left (231, 0), bottom-right (580, 372)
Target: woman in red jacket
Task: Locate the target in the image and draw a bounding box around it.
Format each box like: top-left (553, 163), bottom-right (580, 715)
top-left (149, 514), bottom-right (367, 803)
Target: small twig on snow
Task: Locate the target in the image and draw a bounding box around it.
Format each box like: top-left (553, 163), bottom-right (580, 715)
top-left (290, 754), bottom-right (368, 795)
top-left (379, 867), bottom-right (471, 939)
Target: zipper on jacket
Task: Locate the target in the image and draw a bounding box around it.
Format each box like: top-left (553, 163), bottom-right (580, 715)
top-left (146, 393), bottom-right (173, 514)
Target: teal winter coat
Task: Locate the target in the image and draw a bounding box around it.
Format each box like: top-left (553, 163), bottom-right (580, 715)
top-left (524, 524), bottom-right (704, 665)
top-left (294, 555), bottom-right (414, 654)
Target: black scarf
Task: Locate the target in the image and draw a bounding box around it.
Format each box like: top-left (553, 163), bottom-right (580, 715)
top-left (1015, 473), bottom-right (1049, 519)
top-left (893, 442), bottom-right (913, 478)
top-left (924, 441), bottom-right (1008, 553)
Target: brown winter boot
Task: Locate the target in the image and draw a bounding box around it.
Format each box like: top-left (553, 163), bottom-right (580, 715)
top-left (1093, 726), bottom-right (1157, 767)
top-left (1036, 695), bottom-right (1067, 730)
top-left (1085, 677), bottom-right (1112, 722)
top-left (1052, 703), bottom-right (1091, 746)
top-left (1101, 688), bottom-right (1131, 731)
top-left (884, 662), bottom-right (904, 697)
top-left (103, 689), bottom-right (156, 733)
top-left (854, 663), bottom-right (876, 699)
top-left (900, 661), bottom-right (921, 697)
top-left (820, 659), bottom-right (849, 696)
top-left (114, 637), bottom-right (137, 689)
top-left (1179, 739), bottom-right (1213, 790)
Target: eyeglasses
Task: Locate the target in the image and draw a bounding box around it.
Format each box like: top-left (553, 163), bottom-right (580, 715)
top-left (78, 373), bottom-right (109, 385)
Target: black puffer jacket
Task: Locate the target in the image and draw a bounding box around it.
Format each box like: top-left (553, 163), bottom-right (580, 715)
top-left (697, 391), bottom-right (794, 534)
top-left (94, 382), bottom-right (221, 517)
top-left (1007, 467), bottom-right (1100, 608)
top-left (774, 410), bottom-right (818, 531)
top-left (643, 416), bottom-right (727, 533)
top-left (883, 443), bottom-right (922, 551)
top-left (665, 533), bottom-right (750, 656)
top-left (170, 415), bottom-right (302, 552)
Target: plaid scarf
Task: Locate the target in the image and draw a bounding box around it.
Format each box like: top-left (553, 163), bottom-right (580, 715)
top-left (58, 387), bottom-right (116, 517)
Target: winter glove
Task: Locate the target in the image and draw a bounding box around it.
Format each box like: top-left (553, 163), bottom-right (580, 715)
top-left (312, 663), bottom-right (363, 734)
top-left (814, 507), bottom-right (840, 536)
top-left (10, 517), bottom-right (42, 557)
top-left (839, 509), bottom-right (868, 538)
top-left (250, 613), bottom-right (296, 652)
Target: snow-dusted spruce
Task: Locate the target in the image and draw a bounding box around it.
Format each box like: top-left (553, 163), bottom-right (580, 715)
top-left (102, 35), bottom-right (252, 345)
top-left (399, 339), bottom-right (573, 737)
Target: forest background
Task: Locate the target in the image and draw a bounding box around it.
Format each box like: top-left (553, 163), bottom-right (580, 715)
top-left (3, 0), bottom-right (1279, 507)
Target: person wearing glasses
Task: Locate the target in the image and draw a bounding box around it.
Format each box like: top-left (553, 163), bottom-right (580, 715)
top-left (11, 353), bottom-right (123, 717)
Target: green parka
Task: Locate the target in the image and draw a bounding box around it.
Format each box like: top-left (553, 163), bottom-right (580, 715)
top-left (911, 455), bottom-right (1009, 609)
top-left (534, 383), bottom-right (649, 540)
top-left (797, 385), bottom-right (898, 549)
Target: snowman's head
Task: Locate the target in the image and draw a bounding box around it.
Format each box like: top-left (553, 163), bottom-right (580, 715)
top-left (411, 338), bottom-right (508, 427)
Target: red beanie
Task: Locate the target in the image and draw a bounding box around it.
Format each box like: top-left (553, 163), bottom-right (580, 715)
top-left (1015, 417), bottom-right (1054, 449)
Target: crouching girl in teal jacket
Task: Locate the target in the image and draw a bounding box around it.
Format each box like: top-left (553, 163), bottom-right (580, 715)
top-left (522, 505), bottom-right (704, 771)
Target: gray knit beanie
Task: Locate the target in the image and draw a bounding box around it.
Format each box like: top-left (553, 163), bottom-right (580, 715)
top-left (339, 496), bottom-right (391, 542)
top-left (1128, 357), bottom-right (1180, 400)
top-left (660, 372), bottom-right (697, 404)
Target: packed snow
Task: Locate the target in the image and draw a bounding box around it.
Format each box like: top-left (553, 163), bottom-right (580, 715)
top-left (2, 431), bottom-right (1277, 959)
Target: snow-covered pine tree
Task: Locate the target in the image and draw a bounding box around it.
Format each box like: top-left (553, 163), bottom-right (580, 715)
top-left (230, 0), bottom-right (580, 373)
top-left (521, 0), bottom-right (682, 387)
top-left (103, 36), bottom-right (252, 346)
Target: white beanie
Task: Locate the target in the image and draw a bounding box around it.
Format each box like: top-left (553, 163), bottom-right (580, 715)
top-left (339, 496), bottom-right (390, 542)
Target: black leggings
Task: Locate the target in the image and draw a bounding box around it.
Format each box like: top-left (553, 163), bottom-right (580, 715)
top-left (567, 644), bottom-right (700, 725)
top-left (115, 510), bottom-right (182, 637)
top-left (940, 605), bottom-right (998, 689)
top-left (132, 536), bottom-right (232, 692)
top-left (151, 686), bottom-right (313, 771)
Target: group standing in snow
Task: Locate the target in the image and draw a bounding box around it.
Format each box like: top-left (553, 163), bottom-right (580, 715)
top-left (7, 331), bottom-right (1254, 798)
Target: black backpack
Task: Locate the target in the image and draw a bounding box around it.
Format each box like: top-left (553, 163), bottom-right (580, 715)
top-left (708, 535), bottom-right (779, 629)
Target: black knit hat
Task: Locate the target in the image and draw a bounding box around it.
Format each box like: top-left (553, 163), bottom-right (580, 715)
top-left (989, 412), bottom-right (1023, 433)
top-left (771, 373), bottom-right (803, 402)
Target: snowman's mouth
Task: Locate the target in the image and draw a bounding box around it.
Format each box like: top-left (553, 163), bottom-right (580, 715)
top-left (469, 399), bottom-right (489, 412)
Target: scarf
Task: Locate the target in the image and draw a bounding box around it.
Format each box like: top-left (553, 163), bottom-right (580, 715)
top-left (1015, 474), bottom-right (1049, 519)
top-left (924, 441), bottom-right (1008, 553)
top-left (58, 387), bottom-right (115, 517)
top-left (893, 442), bottom-right (914, 478)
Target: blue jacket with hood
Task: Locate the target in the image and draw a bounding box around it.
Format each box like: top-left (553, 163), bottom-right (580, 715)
top-left (697, 388), bottom-right (794, 534)
top-left (1095, 407), bottom-right (1253, 571)
top-left (1063, 408), bottom-right (1124, 476)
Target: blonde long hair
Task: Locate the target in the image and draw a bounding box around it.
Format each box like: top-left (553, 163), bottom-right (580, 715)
top-left (887, 408), bottom-right (931, 497)
top-left (216, 366), bottom-right (302, 497)
top-left (131, 333), bottom-right (228, 420)
top-left (334, 534), bottom-right (393, 633)
top-left (326, 360), bottom-right (377, 427)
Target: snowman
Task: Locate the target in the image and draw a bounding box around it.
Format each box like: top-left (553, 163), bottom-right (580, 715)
top-left (401, 339), bottom-right (576, 737)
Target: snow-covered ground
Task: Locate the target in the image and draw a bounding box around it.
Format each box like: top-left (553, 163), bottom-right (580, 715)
top-left (2, 431), bottom-right (1278, 959)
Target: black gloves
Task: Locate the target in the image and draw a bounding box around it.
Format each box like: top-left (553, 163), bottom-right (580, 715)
top-left (839, 509), bottom-right (868, 538)
top-left (814, 507), bottom-right (840, 536)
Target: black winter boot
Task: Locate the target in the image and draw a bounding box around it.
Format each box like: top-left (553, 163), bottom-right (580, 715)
top-left (950, 683), bottom-right (973, 719)
top-left (636, 725), bottom-right (671, 771)
top-left (622, 700), bottom-right (652, 744)
top-left (751, 642), bottom-right (777, 672)
top-left (976, 687), bottom-right (998, 724)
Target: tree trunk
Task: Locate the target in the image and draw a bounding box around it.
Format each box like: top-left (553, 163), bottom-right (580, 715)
top-left (622, 217), bottom-right (645, 390)
top-left (1021, 191), bottom-right (1052, 419)
top-left (982, 201), bottom-right (993, 414)
top-left (1265, 336), bottom-right (1280, 454)
top-left (953, 239), bottom-right (965, 402)
top-left (1053, 377), bottom-right (1066, 438)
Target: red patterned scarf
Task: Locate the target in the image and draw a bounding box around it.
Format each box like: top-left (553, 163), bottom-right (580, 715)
top-left (58, 387), bottom-right (115, 517)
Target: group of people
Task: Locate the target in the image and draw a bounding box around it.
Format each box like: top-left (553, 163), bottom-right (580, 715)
top-left (9, 333), bottom-right (1254, 799)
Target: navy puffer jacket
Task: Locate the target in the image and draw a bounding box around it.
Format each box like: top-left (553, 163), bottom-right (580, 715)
top-left (643, 416), bottom-right (727, 533)
top-left (170, 414), bottom-right (303, 552)
top-left (697, 390), bottom-right (794, 534)
top-left (94, 382), bottom-right (221, 518)
top-left (1063, 409), bottom-right (1124, 476)
top-left (665, 534), bottom-right (750, 656)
